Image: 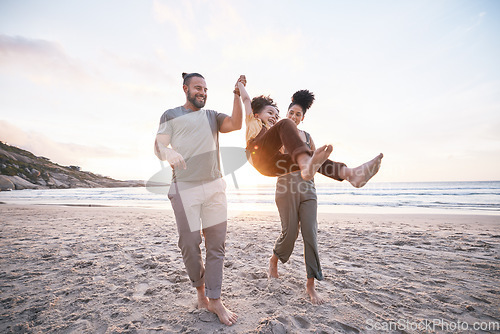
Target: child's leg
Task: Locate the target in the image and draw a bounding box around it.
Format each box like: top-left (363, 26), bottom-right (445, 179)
top-left (266, 119), bottom-right (333, 181)
top-left (316, 155), bottom-right (383, 187)
top-left (318, 159), bottom-right (347, 182)
top-left (253, 119), bottom-right (310, 162)
top-left (249, 119), bottom-right (332, 179)
top-left (296, 145), bottom-right (332, 181)
top-left (248, 119), bottom-right (307, 176)
top-left (339, 153), bottom-right (383, 188)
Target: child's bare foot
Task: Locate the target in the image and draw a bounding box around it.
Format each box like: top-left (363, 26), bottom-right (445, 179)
top-left (301, 145), bottom-right (333, 181)
top-left (207, 298), bottom-right (238, 326)
top-left (268, 254), bottom-right (279, 278)
top-left (306, 278), bottom-right (325, 305)
top-left (346, 153), bottom-right (383, 188)
top-left (196, 285), bottom-right (209, 309)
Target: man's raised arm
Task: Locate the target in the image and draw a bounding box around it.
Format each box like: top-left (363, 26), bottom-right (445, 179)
top-left (220, 75), bottom-right (245, 133)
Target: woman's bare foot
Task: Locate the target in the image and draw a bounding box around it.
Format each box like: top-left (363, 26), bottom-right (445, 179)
top-left (268, 254), bottom-right (279, 278)
top-left (207, 298), bottom-right (238, 326)
top-left (301, 145), bottom-right (333, 181)
top-left (196, 285), bottom-right (209, 309)
top-left (345, 153), bottom-right (383, 188)
top-left (306, 278), bottom-right (325, 305)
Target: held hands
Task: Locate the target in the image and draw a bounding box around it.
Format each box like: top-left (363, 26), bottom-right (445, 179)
top-left (238, 75), bottom-right (246, 86)
top-left (233, 75), bottom-right (246, 96)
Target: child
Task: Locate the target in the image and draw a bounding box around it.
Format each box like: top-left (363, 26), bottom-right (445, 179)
top-left (237, 78), bottom-right (332, 181)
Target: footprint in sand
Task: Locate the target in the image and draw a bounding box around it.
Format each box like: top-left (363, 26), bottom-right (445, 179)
top-left (249, 271), bottom-right (268, 279)
top-left (168, 269), bottom-right (189, 283)
top-left (141, 256), bottom-right (159, 270)
top-left (327, 320), bottom-right (360, 333)
top-left (292, 315), bottom-right (311, 329)
top-left (256, 318), bottom-right (287, 334)
top-left (133, 283), bottom-right (149, 299)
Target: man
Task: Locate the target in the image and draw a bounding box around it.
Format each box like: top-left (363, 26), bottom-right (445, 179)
top-left (154, 73), bottom-right (243, 326)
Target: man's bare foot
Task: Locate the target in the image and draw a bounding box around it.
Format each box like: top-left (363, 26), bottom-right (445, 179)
top-left (301, 145), bottom-right (333, 181)
top-left (196, 285), bottom-right (209, 309)
top-left (346, 153), bottom-right (383, 188)
top-left (207, 298), bottom-right (238, 326)
top-left (306, 278), bottom-right (325, 305)
top-left (268, 254), bottom-right (279, 278)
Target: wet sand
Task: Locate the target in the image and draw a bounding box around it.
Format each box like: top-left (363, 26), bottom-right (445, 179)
top-left (0, 204), bottom-right (499, 333)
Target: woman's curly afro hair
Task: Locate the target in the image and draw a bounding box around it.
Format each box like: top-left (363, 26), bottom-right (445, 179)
top-left (251, 95), bottom-right (279, 115)
top-left (289, 90), bottom-right (315, 114)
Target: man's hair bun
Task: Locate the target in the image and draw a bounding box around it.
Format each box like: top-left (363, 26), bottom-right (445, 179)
top-left (182, 72), bottom-right (204, 85)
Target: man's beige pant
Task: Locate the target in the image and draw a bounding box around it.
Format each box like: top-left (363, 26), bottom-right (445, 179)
top-left (168, 178), bottom-right (227, 299)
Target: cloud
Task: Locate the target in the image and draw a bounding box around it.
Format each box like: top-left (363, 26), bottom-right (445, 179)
top-left (153, 0), bottom-right (196, 49)
top-left (0, 34), bottom-right (88, 84)
top-left (204, 1), bottom-right (304, 64)
top-left (0, 34), bottom-right (172, 99)
top-left (0, 120), bottom-right (128, 168)
top-left (151, 0), bottom-right (304, 66)
top-left (0, 34), bottom-right (64, 58)
top-left (221, 31), bottom-right (303, 65)
top-left (101, 50), bottom-right (175, 85)
top-left (465, 11), bottom-right (486, 32)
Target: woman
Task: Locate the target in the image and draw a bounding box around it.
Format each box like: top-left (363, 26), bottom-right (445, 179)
top-left (269, 90), bottom-right (383, 304)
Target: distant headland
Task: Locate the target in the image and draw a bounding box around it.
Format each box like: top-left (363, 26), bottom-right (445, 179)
top-left (0, 141), bottom-right (144, 191)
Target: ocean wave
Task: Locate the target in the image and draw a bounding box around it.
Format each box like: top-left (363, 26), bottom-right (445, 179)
top-left (1, 181), bottom-right (499, 214)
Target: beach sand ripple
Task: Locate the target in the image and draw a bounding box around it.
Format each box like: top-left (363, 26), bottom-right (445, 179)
top-left (0, 205), bottom-right (499, 333)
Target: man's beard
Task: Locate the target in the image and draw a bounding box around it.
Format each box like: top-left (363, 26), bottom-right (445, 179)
top-left (187, 89), bottom-right (206, 109)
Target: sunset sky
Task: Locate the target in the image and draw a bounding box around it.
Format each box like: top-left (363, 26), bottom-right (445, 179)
top-left (1, 0), bottom-right (499, 187)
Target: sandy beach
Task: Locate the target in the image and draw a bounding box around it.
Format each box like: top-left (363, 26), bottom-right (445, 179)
top-left (0, 204), bottom-right (499, 333)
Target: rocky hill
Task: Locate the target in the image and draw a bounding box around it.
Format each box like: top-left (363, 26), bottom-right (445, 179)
top-left (0, 141), bottom-right (144, 191)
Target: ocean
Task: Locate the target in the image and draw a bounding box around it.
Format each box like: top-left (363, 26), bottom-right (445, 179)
top-left (0, 181), bottom-right (499, 215)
